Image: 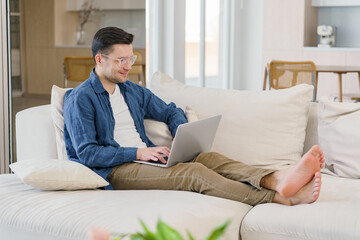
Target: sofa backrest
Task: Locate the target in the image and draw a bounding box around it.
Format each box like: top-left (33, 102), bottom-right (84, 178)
top-left (16, 104), bottom-right (57, 161)
top-left (303, 102), bottom-right (319, 154)
top-left (15, 97), bottom-right (319, 162)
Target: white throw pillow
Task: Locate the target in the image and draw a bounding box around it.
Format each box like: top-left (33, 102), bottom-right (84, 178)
top-left (51, 85), bottom-right (71, 161)
top-left (318, 96), bottom-right (360, 178)
top-left (144, 105), bottom-right (198, 148)
top-left (10, 159), bottom-right (109, 190)
top-left (151, 72), bottom-right (313, 169)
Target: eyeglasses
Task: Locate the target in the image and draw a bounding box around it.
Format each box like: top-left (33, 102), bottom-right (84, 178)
top-left (101, 54), bottom-right (137, 66)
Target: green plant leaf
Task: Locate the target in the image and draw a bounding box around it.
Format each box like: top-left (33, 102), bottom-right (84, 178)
top-left (110, 237), bottom-right (122, 240)
top-left (205, 220), bottom-right (230, 240)
top-left (157, 220), bottom-right (184, 240)
top-left (133, 219), bottom-right (157, 240)
top-left (130, 233), bottom-right (147, 240)
top-left (110, 233), bottom-right (128, 240)
top-left (187, 231), bottom-right (196, 240)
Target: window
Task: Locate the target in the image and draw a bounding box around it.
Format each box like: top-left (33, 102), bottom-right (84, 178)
top-left (147, 0), bottom-right (235, 89)
top-left (185, 0), bottom-right (222, 88)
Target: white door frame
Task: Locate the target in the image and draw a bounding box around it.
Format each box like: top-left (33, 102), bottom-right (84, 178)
top-left (0, 0), bottom-right (11, 174)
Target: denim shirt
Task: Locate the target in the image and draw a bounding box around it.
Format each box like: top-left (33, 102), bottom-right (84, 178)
top-left (63, 70), bottom-right (187, 190)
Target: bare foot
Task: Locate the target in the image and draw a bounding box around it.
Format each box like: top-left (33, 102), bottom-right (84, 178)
top-left (290, 172), bottom-right (321, 205)
top-left (279, 145), bottom-right (323, 197)
top-left (273, 172), bottom-right (321, 205)
top-left (320, 149), bottom-right (325, 169)
top-left (262, 145), bottom-right (324, 198)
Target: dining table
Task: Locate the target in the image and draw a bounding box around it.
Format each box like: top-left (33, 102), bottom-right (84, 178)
top-left (315, 65), bottom-right (360, 102)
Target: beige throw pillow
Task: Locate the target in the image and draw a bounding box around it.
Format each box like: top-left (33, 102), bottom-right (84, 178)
top-left (151, 72), bottom-right (313, 169)
top-left (318, 96), bottom-right (360, 178)
top-left (51, 85), bottom-right (71, 161)
top-left (144, 105), bottom-right (199, 148)
top-left (10, 159), bottom-right (109, 190)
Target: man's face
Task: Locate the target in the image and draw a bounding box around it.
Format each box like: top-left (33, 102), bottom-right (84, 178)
top-left (98, 44), bottom-right (134, 84)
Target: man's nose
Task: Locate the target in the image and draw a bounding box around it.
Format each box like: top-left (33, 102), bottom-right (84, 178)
top-left (123, 62), bottom-right (132, 70)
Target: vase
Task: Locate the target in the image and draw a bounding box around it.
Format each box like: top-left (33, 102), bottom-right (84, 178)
top-left (76, 29), bottom-right (86, 45)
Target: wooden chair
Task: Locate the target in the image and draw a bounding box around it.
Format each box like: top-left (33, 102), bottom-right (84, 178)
top-left (344, 93), bottom-right (360, 102)
top-left (128, 50), bottom-right (145, 86)
top-left (63, 56), bottom-right (94, 88)
top-left (263, 60), bottom-right (317, 101)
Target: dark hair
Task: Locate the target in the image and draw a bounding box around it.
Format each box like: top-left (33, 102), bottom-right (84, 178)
top-left (91, 27), bottom-right (134, 58)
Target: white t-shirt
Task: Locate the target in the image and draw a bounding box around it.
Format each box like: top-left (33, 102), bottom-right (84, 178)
top-left (109, 85), bottom-right (147, 148)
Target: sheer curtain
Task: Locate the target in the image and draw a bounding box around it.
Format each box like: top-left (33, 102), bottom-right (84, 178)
top-left (185, 0), bottom-right (222, 88)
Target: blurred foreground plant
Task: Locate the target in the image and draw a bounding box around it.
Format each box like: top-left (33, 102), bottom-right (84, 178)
top-left (90, 219), bottom-right (230, 240)
top-left (128, 219), bottom-right (230, 240)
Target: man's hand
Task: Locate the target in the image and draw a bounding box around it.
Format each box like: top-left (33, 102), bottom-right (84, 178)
top-left (136, 146), bottom-right (170, 164)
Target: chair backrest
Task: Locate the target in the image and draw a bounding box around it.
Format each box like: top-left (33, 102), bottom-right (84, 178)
top-left (268, 60), bottom-right (316, 90)
top-left (63, 56), bottom-right (95, 87)
top-left (128, 50), bottom-right (145, 86)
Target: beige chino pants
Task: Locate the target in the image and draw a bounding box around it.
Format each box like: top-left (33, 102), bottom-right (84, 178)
top-left (108, 152), bottom-right (276, 206)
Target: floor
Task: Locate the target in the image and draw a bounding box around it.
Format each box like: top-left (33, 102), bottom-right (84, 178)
top-left (11, 94), bottom-right (51, 162)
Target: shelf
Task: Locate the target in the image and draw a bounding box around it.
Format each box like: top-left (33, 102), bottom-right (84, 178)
top-left (303, 47), bottom-right (360, 51)
top-left (55, 45), bottom-right (91, 49)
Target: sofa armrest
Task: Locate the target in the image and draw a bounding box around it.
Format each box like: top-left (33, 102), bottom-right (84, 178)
top-left (16, 104), bottom-right (57, 161)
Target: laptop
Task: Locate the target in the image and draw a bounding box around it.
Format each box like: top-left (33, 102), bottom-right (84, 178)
top-left (134, 115), bottom-right (222, 168)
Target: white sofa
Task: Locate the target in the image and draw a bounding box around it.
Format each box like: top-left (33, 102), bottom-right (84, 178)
top-left (1, 72), bottom-right (360, 240)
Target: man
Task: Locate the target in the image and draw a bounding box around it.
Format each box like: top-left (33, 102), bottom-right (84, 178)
top-left (63, 27), bottom-right (324, 206)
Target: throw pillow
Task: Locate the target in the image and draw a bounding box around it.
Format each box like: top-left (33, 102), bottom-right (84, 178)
top-left (318, 96), bottom-right (360, 178)
top-left (151, 72), bottom-right (313, 169)
top-left (144, 105), bottom-right (199, 148)
top-left (10, 159), bottom-right (109, 190)
top-left (51, 85), bottom-right (71, 161)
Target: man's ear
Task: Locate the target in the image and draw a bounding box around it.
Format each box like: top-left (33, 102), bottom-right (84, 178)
top-left (95, 54), bottom-right (102, 65)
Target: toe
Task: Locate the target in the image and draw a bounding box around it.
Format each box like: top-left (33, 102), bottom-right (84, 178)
top-left (310, 145), bottom-right (320, 156)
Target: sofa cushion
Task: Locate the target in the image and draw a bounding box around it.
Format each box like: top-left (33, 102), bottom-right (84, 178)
top-left (144, 105), bottom-right (198, 148)
top-left (10, 159), bottom-right (109, 190)
top-left (303, 102), bottom-right (319, 154)
top-left (51, 85), bottom-right (70, 160)
top-left (151, 72), bottom-right (313, 169)
top-left (241, 174), bottom-right (360, 240)
top-left (318, 96), bottom-right (360, 178)
top-left (0, 174), bottom-right (252, 239)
